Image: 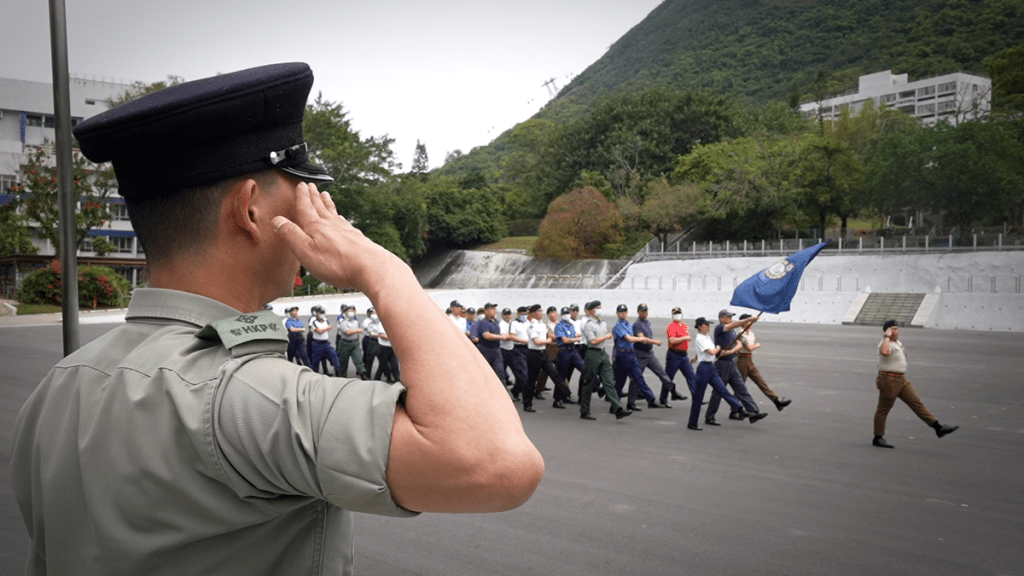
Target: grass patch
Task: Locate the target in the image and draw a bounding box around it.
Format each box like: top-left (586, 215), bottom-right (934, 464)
top-left (15, 303), bottom-right (62, 315)
top-left (474, 236), bottom-right (538, 255)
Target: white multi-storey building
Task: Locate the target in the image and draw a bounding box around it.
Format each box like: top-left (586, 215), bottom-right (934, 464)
top-left (800, 70), bottom-right (991, 126)
top-left (1, 75), bottom-right (148, 293)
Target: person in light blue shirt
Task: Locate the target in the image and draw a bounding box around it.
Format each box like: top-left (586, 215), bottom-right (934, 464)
top-left (554, 306), bottom-right (584, 390)
top-left (284, 306), bottom-right (311, 367)
top-left (612, 304), bottom-right (660, 411)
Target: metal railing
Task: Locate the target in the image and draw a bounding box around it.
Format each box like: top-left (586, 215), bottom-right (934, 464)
top-left (946, 275), bottom-right (1023, 293)
top-left (624, 273), bottom-right (859, 293)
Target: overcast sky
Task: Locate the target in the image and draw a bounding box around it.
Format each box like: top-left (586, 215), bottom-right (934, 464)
top-left (1, 0), bottom-right (663, 170)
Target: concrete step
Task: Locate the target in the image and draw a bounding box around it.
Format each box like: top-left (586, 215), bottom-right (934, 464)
top-left (852, 292), bottom-right (926, 327)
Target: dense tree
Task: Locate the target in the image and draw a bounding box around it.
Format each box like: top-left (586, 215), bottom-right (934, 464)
top-left (422, 175), bottom-right (505, 248)
top-left (0, 202), bottom-right (37, 257)
top-left (797, 134), bottom-right (864, 237)
top-left (618, 178), bottom-right (701, 250)
top-left (411, 140), bottom-right (429, 176)
top-left (9, 146), bottom-right (117, 254)
top-left (534, 187), bottom-right (623, 260)
top-left (106, 75), bottom-right (184, 108)
top-left (985, 44), bottom-right (1024, 142)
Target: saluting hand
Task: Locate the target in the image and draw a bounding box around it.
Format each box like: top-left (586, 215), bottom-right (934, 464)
top-left (273, 183), bottom-right (405, 295)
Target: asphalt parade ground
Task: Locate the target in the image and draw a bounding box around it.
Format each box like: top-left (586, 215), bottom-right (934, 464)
top-left (2, 319), bottom-right (1023, 575)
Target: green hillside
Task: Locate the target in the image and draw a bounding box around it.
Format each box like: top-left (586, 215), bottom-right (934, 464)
top-left (537, 0), bottom-right (1024, 122)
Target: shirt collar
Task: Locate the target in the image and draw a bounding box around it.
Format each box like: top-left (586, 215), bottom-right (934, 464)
top-left (125, 288), bottom-right (242, 328)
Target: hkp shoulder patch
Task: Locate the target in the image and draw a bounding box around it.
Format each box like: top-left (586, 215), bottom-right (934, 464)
top-left (196, 310), bottom-right (289, 351)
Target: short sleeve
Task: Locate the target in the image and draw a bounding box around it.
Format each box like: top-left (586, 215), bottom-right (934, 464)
top-left (213, 357), bottom-right (415, 517)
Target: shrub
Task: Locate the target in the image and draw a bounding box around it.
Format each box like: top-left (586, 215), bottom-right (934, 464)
top-left (17, 260), bottom-right (132, 308)
top-left (534, 187), bottom-right (624, 260)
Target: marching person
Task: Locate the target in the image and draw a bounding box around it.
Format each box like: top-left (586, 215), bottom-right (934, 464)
top-left (508, 306), bottom-right (532, 401)
top-left (475, 303), bottom-right (508, 386)
top-left (307, 304), bottom-right (329, 373)
top-left (310, 307), bottom-right (341, 376)
top-left (872, 320), bottom-right (958, 448)
top-left (612, 304), bottom-right (662, 411)
top-left (466, 307), bottom-right (479, 344)
top-left (555, 306), bottom-right (585, 388)
top-left (336, 304), bottom-right (369, 379)
top-left (499, 308), bottom-right (519, 389)
top-left (449, 300), bottom-right (469, 337)
top-left (362, 307), bottom-right (381, 377)
top-left (534, 306), bottom-right (560, 398)
top-left (524, 304), bottom-right (572, 412)
top-left (375, 318), bottom-right (400, 383)
top-left (631, 303), bottom-right (678, 407)
top-left (665, 307), bottom-right (695, 399)
top-left (567, 304), bottom-right (585, 385)
top-left (736, 313), bottom-right (791, 411)
top-left (12, 63), bottom-right (542, 576)
top-left (579, 301), bottom-right (632, 420)
top-left (689, 318), bottom-right (763, 430)
top-left (284, 306), bottom-right (311, 367)
top-left (706, 309), bottom-right (763, 424)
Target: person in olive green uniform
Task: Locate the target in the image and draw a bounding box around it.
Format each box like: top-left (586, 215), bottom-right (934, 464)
top-left (579, 300), bottom-right (632, 421)
top-left (10, 63), bottom-right (543, 576)
top-left (335, 304), bottom-right (369, 379)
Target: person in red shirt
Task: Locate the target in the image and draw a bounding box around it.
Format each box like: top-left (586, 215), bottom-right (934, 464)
top-left (665, 307), bottom-right (697, 398)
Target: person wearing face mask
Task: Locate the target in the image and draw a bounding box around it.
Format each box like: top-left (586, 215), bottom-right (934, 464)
top-left (665, 307), bottom-right (696, 399)
top-left (630, 303), bottom-right (678, 408)
top-left (689, 317), bottom-right (763, 430)
top-left (307, 305), bottom-right (332, 374)
top-left (362, 308), bottom-right (381, 377)
top-left (336, 305), bottom-right (369, 379)
top-left (579, 301), bottom-right (631, 420)
top-left (566, 304), bottom-right (585, 386)
top-left (310, 308), bottom-right (341, 376)
top-left (508, 306), bottom-right (532, 401)
top-left (375, 316), bottom-right (399, 383)
top-left (555, 307), bottom-right (585, 392)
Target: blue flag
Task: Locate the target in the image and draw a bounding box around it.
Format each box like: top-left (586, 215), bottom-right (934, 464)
top-left (730, 241), bottom-right (829, 314)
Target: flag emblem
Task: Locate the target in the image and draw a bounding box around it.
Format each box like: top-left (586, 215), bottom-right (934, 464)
top-left (764, 259), bottom-right (796, 280)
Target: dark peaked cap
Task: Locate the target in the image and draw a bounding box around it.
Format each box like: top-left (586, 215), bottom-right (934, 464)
top-left (73, 62), bottom-right (333, 199)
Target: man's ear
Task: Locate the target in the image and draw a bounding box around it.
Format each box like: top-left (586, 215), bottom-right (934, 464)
top-left (225, 178), bottom-right (260, 244)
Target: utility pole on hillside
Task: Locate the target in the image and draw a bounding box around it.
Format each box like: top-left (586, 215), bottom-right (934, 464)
top-left (542, 77), bottom-right (560, 100)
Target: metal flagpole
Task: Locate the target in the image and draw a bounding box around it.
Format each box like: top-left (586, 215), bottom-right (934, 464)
top-left (48, 0), bottom-right (80, 355)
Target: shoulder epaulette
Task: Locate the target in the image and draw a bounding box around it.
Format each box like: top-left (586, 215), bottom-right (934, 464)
top-left (196, 310), bottom-right (288, 353)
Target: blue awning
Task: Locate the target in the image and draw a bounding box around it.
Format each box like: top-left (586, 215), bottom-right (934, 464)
top-left (88, 229), bottom-right (135, 238)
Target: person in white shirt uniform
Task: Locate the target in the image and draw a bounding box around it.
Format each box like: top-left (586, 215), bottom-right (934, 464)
top-left (449, 300), bottom-right (469, 337)
top-left (361, 307), bottom-right (379, 376)
top-left (508, 306), bottom-right (532, 401)
top-left (687, 317), bottom-right (759, 431)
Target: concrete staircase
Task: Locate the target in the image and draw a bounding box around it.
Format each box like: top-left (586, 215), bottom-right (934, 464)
top-left (846, 292), bottom-right (933, 327)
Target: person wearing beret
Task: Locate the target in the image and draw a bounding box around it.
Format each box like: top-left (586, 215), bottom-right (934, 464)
top-left (284, 306), bottom-right (311, 368)
top-left (630, 303), bottom-right (679, 408)
top-left (872, 320), bottom-right (958, 448)
top-left (736, 313), bottom-right (791, 412)
top-left (688, 317), bottom-right (762, 430)
top-left (612, 304), bottom-right (661, 411)
top-left (579, 301), bottom-right (632, 420)
top-left (10, 63), bottom-right (543, 576)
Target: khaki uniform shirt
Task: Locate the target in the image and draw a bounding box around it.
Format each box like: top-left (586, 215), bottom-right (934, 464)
top-left (11, 288), bottom-right (415, 576)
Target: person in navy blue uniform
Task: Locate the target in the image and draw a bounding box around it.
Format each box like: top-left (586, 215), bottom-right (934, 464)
top-left (284, 306), bottom-right (311, 367)
top-left (310, 308), bottom-right (341, 376)
top-left (630, 303), bottom-right (677, 408)
top-left (507, 306), bottom-right (532, 402)
top-left (466, 307), bottom-right (479, 344)
top-left (554, 306), bottom-right (585, 388)
top-left (689, 317), bottom-right (762, 430)
top-left (475, 303), bottom-right (508, 386)
top-left (612, 304), bottom-right (661, 411)
top-left (706, 309), bottom-right (764, 424)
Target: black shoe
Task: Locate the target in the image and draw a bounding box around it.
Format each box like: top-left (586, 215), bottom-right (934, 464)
top-left (609, 405), bottom-right (617, 414)
top-left (563, 397), bottom-right (577, 405)
top-left (552, 400), bottom-right (566, 409)
top-left (544, 387), bottom-right (552, 391)
top-left (659, 401), bottom-right (672, 409)
top-left (687, 423), bottom-right (702, 431)
top-left (627, 404), bottom-right (642, 412)
top-left (523, 406), bottom-right (535, 413)
top-left (728, 411), bottom-right (746, 420)
top-left (774, 398), bottom-right (792, 411)
top-left (597, 387), bottom-right (605, 398)
top-left (511, 394), bottom-right (520, 402)
top-left (615, 407), bottom-right (633, 420)
top-left (535, 393), bottom-right (546, 400)
top-left (934, 423), bottom-right (959, 438)
top-left (748, 412), bottom-right (768, 424)
top-left (581, 413), bottom-right (597, 420)
top-left (648, 402), bottom-right (665, 409)
top-left (873, 436), bottom-right (894, 448)
top-left (671, 393), bottom-right (688, 401)
top-left (704, 418), bottom-right (721, 426)
top-left (358, 372), bottom-right (369, 380)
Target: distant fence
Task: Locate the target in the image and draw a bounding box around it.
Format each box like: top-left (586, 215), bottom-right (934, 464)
top-left (441, 272), bottom-right (611, 290)
top-left (625, 273), bottom-right (861, 293)
top-left (945, 275), bottom-right (1024, 293)
top-left (640, 233), bottom-right (1024, 262)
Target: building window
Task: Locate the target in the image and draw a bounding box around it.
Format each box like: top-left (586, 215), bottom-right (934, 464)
top-left (898, 90), bottom-right (916, 100)
top-left (44, 116), bottom-right (55, 128)
top-left (917, 86), bottom-right (936, 97)
top-left (85, 99), bottom-right (96, 105)
top-left (0, 174), bottom-right (15, 193)
top-left (897, 105), bottom-right (916, 114)
top-left (937, 99), bottom-right (957, 113)
top-left (113, 236), bottom-right (133, 254)
top-left (917, 103), bottom-right (936, 115)
top-left (110, 204), bottom-right (130, 221)
top-left (881, 93), bottom-right (897, 104)
top-left (938, 81), bottom-right (957, 94)
top-left (81, 237), bottom-right (94, 253)
top-left (26, 114), bottom-right (43, 127)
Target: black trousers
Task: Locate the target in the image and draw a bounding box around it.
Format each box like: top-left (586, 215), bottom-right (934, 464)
top-left (526, 349), bottom-right (571, 407)
top-left (375, 345), bottom-right (399, 382)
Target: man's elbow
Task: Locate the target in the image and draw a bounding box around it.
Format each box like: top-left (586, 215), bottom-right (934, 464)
top-left (473, 443), bottom-right (545, 511)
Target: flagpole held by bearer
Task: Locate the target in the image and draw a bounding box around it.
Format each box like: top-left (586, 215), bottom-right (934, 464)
top-left (717, 241), bottom-right (831, 357)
